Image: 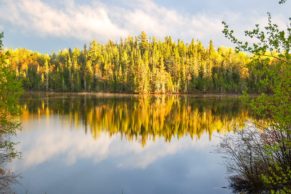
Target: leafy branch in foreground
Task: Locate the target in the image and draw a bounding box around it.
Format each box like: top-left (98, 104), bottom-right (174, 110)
top-left (0, 32), bottom-right (22, 193)
top-left (221, 1), bottom-right (291, 193)
top-left (222, 14), bottom-right (290, 63)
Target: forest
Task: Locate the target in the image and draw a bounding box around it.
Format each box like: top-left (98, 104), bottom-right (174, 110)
top-left (5, 32), bottom-right (279, 94)
top-left (0, 0), bottom-right (290, 192)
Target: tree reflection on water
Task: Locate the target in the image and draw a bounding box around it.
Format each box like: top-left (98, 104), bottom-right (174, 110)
top-left (20, 94), bottom-right (251, 146)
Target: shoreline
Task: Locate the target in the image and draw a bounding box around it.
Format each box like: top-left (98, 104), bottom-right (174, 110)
top-left (21, 91), bottom-right (251, 98)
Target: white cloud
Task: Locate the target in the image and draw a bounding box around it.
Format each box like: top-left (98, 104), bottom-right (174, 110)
top-left (9, 117), bottom-right (221, 171)
top-left (0, 0), bottom-right (128, 41)
top-left (0, 0), bottom-right (289, 47)
top-left (0, 0), bottom-right (225, 43)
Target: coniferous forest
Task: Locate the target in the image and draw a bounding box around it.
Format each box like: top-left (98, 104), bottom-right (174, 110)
top-left (1, 0), bottom-right (290, 192)
top-left (5, 32), bottom-right (279, 94)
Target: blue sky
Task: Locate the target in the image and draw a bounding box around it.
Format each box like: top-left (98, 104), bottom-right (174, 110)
top-left (0, 0), bottom-right (290, 53)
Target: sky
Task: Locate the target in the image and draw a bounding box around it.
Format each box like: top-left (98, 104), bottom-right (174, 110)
top-left (0, 0), bottom-right (290, 53)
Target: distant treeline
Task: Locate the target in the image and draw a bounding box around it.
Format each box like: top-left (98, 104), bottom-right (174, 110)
top-left (6, 32), bottom-right (278, 93)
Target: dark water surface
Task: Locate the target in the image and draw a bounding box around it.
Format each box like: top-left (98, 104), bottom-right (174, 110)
top-left (9, 94), bottom-right (251, 194)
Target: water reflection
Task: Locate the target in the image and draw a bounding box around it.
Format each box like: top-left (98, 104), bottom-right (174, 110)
top-left (20, 94), bottom-right (249, 146)
top-left (10, 94), bottom-right (253, 194)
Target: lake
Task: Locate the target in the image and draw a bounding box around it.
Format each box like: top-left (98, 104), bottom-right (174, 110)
top-left (9, 94), bottom-right (251, 194)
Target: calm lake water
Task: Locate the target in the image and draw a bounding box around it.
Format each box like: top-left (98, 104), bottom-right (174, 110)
top-left (9, 94), bottom-right (251, 194)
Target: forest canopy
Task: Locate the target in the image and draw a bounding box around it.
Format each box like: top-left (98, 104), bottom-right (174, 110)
top-left (5, 32), bottom-right (281, 94)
